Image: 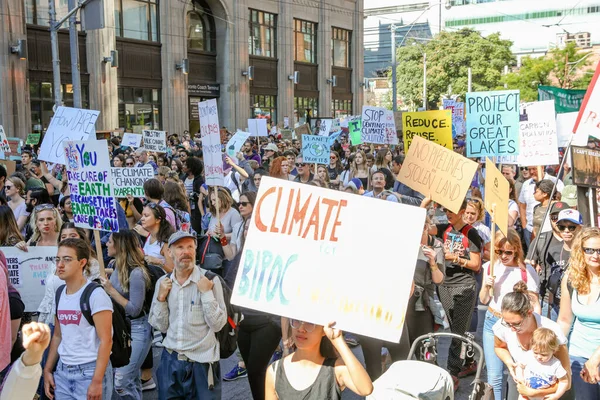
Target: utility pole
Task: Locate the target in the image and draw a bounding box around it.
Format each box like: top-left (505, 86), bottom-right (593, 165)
top-left (49, 0), bottom-right (62, 108)
top-left (423, 53), bottom-right (427, 110)
top-left (68, 0), bottom-right (82, 108)
top-left (391, 24), bottom-right (397, 111)
top-left (468, 67), bottom-right (472, 92)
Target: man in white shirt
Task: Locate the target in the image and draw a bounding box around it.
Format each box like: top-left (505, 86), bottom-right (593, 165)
top-left (149, 231), bottom-right (227, 399)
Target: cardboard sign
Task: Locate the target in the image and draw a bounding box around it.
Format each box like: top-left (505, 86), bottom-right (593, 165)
top-left (402, 110), bottom-right (453, 153)
top-left (294, 124), bottom-right (310, 138)
top-left (301, 135), bottom-right (330, 164)
top-left (1, 247), bottom-right (57, 312)
top-left (397, 135), bottom-right (478, 213)
top-left (64, 140), bottom-right (119, 232)
top-left (0, 126), bottom-right (10, 153)
top-left (226, 131), bottom-right (251, 158)
top-left (26, 133), bottom-right (41, 146)
top-left (348, 116), bottom-right (362, 145)
top-left (121, 133), bottom-right (142, 148)
top-left (280, 129), bottom-right (293, 141)
top-left (574, 62), bottom-right (600, 139)
top-left (571, 146), bottom-right (600, 188)
top-left (384, 110), bottom-right (399, 145)
top-left (0, 159), bottom-right (16, 176)
top-left (361, 106), bottom-right (389, 144)
top-left (199, 99), bottom-right (225, 186)
top-left (442, 99), bottom-right (466, 138)
top-left (517, 101), bottom-right (559, 167)
top-left (230, 177), bottom-right (425, 342)
top-left (39, 106), bottom-right (99, 164)
top-left (248, 118), bottom-right (269, 137)
top-left (111, 165), bottom-right (154, 197)
top-left (484, 158), bottom-right (509, 237)
top-left (466, 90), bottom-right (520, 157)
top-left (142, 130), bottom-right (167, 153)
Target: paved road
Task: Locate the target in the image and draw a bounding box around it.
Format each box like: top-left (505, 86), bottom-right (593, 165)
top-left (143, 307), bottom-right (488, 400)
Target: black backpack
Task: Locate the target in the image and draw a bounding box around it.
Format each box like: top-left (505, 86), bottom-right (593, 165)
top-left (55, 281), bottom-right (132, 368)
top-left (143, 263), bottom-right (166, 315)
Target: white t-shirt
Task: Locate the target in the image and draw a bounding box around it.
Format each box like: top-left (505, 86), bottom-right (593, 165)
top-left (57, 282), bottom-right (113, 365)
top-left (521, 350), bottom-right (567, 400)
top-left (484, 261), bottom-right (539, 311)
top-left (493, 313), bottom-right (568, 365)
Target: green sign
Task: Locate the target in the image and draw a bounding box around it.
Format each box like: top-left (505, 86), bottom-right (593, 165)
top-left (348, 116), bottom-right (362, 145)
top-left (26, 133), bottom-right (41, 145)
top-left (538, 85), bottom-right (586, 114)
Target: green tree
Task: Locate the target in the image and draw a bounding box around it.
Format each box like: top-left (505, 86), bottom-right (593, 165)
top-left (502, 56), bottom-right (554, 102)
top-left (393, 28), bottom-right (515, 110)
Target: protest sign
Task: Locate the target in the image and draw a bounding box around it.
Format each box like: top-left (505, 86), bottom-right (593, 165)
top-left (26, 133), bottom-right (41, 146)
top-left (121, 132), bottom-right (143, 148)
top-left (199, 99), bottom-right (225, 186)
top-left (226, 131), bottom-right (251, 158)
top-left (517, 101), bottom-right (559, 167)
top-left (294, 124), bottom-right (310, 138)
top-left (361, 106), bottom-right (388, 144)
top-left (111, 165), bottom-right (154, 197)
top-left (142, 130), bottom-right (167, 153)
top-left (496, 155), bottom-right (519, 164)
top-left (384, 110), bottom-right (399, 145)
top-left (39, 106), bottom-right (99, 164)
top-left (0, 126), bottom-right (10, 154)
top-left (397, 135), bottom-right (478, 213)
top-left (0, 159), bottom-right (16, 175)
top-left (466, 90), bottom-right (520, 157)
top-left (484, 159), bottom-right (509, 237)
top-left (574, 64), bottom-right (600, 140)
top-left (571, 146), bottom-right (600, 188)
top-left (231, 177), bottom-right (425, 342)
top-left (1, 247), bottom-right (57, 312)
top-left (313, 118), bottom-right (333, 137)
top-left (442, 99), bottom-right (466, 137)
top-left (556, 112), bottom-right (588, 147)
top-left (248, 118), bottom-right (269, 137)
top-left (280, 129), bottom-right (293, 141)
top-left (402, 110), bottom-right (453, 153)
top-left (348, 116), bottom-right (362, 145)
top-left (301, 135), bottom-right (330, 164)
top-left (64, 139), bottom-right (119, 232)
top-left (283, 116), bottom-right (290, 129)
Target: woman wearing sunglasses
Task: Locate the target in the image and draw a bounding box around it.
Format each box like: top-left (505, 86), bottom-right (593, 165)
top-left (265, 319), bottom-right (373, 399)
top-left (558, 226), bottom-right (600, 398)
top-left (479, 229), bottom-right (540, 400)
top-left (494, 282), bottom-right (571, 400)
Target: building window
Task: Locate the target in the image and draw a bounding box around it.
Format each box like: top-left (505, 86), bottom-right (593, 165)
top-left (250, 94), bottom-right (277, 124)
top-left (25, 0), bottom-right (76, 28)
top-left (187, 1), bottom-right (215, 52)
top-left (332, 99), bottom-right (352, 119)
top-left (30, 81), bottom-right (89, 132)
top-left (118, 88), bottom-right (162, 130)
top-left (295, 97), bottom-right (318, 125)
top-left (249, 9), bottom-right (277, 58)
top-left (294, 19), bottom-right (317, 63)
top-left (115, 0), bottom-right (159, 42)
top-left (332, 28), bottom-right (351, 68)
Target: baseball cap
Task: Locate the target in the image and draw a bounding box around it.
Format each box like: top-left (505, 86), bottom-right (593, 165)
top-left (557, 209), bottom-right (583, 225)
top-left (535, 179), bottom-right (555, 195)
top-left (549, 202), bottom-right (570, 214)
top-left (264, 143), bottom-right (279, 152)
top-left (561, 185), bottom-right (578, 207)
top-left (346, 178), bottom-right (363, 192)
top-left (168, 231), bottom-right (197, 247)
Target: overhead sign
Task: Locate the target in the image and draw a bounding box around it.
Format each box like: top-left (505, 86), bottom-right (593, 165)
top-left (1, 247), bottom-right (57, 312)
top-left (199, 99), bottom-right (225, 186)
top-left (517, 101), bottom-right (559, 167)
top-left (231, 177), bottom-right (425, 342)
top-left (402, 110), bottom-right (453, 153)
top-left (248, 118), bottom-right (269, 137)
top-left (121, 133), bottom-right (142, 148)
top-left (188, 83), bottom-right (220, 97)
top-left (466, 90), bottom-right (520, 157)
top-left (397, 135), bottom-right (478, 214)
top-left (64, 139), bottom-right (119, 232)
top-left (142, 130), bottom-right (167, 153)
top-left (110, 165), bottom-right (154, 197)
top-left (38, 106), bottom-right (99, 165)
top-left (484, 158), bottom-right (509, 237)
top-left (442, 99), bottom-right (466, 137)
top-left (301, 135), bottom-right (330, 164)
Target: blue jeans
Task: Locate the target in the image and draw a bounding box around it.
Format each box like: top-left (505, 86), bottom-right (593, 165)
top-left (157, 348), bottom-right (221, 399)
top-left (571, 355), bottom-right (600, 399)
top-left (114, 316), bottom-right (152, 400)
top-left (541, 300), bottom-right (559, 321)
top-left (524, 228), bottom-right (532, 249)
top-left (483, 311), bottom-right (504, 400)
top-left (54, 360), bottom-right (113, 400)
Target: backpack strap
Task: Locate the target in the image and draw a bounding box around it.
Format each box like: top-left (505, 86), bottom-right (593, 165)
top-left (459, 224), bottom-right (472, 251)
top-left (80, 282), bottom-right (102, 327)
top-left (443, 225), bottom-right (453, 243)
top-left (55, 284), bottom-right (66, 317)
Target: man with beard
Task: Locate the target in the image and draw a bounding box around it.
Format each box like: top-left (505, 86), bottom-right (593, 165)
top-left (149, 232), bottom-right (227, 399)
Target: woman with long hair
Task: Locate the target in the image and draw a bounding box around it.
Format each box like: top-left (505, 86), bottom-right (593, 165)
top-left (328, 151), bottom-right (343, 189)
top-left (269, 156), bottom-right (290, 180)
top-left (16, 204), bottom-right (61, 250)
top-left (479, 229), bottom-right (540, 400)
top-left (317, 165), bottom-right (332, 188)
top-left (184, 157), bottom-right (205, 234)
top-left (0, 205), bottom-right (25, 246)
top-left (163, 181), bottom-right (191, 214)
top-left (170, 158), bottom-right (184, 180)
top-left (508, 180), bottom-right (520, 229)
top-left (137, 203), bottom-right (174, 273)
top-left (5, 176), bottom-right (27, 231)
top-left (558, 227), bottom-right (600, 398)
top-left (100, 230), bottom-right (152, 400)
top-left (370, 148), bottom-right (394, 189)
top-left (59, 195), bottom-right (73, 223)
top-left (346, 150), bottom-right (370, 191)
top-left (207, 187), bottom-right (242, 242)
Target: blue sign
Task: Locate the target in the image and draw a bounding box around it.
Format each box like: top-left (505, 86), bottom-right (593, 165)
top-left (302, 135), bottom-right (330, 164)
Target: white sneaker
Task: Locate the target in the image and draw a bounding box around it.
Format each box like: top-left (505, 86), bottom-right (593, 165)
top-left (142, 378), bottom-right (156, 391)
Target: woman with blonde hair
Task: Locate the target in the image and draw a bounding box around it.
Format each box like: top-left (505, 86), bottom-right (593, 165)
top-left (344, 150), bottom-right (370, 190)
top-left (0, 205), bottom-right (24, 246)
top-left (317, 165), bottom-right (332, 188)
top-left (558, 226), bottom-right (600, 397)
top-left (16, 204), bottom-right (61, 250)
top-left (5, 176), bottom-right (27, 230)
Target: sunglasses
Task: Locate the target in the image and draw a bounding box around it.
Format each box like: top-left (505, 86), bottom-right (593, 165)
top-left (289, 319), bottom-right (316, 332)
top-left (557, 225), bottom-right (578, 232)
top-left (239, 201), bottom-right (251, 207)
top-left (34, 204), bottom-right (54, 212)
top-left (583, 247), bottom-right (600, 255)
top-left (4, 185), bottom-right (13, 190)
top-left (126, 163), bottom-right (134, 166)
top-left (330, 156), bottom-right (337, 159)
top-left (495, 250), bottom-right (514, 257)
top-left (520, 167), bottom-right (528, 171)
top-left (296, 163), bottom-right (307, 167)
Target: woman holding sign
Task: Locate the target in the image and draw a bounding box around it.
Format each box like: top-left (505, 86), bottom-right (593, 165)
top-left (138, 203), bottom-right (174, 274)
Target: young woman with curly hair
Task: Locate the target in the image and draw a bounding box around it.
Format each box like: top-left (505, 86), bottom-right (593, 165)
top-left (268, 156), bottom-right (290, 180)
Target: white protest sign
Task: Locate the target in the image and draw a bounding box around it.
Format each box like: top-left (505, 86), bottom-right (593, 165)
top-left (231, 178), bottom-right (425, 342)
top-left (361, 106), bottom-right (387, 144)
top-left (142, 130), bottom-right (167, 153)
top-left (226, 131), bottom-right (251, 158)
top-left (121, 133), bottom-right (143, 148)
top-left (38, 106), bottom-right (99, 164)
top-left (517, 101), bottom-right (559, 167)
top-left (248, 119), bottom-right (269, 137)
top-left (1, 247), bottom-right (57, 312)
top-left (111, 165), bottom-right (154, 197)
top-left (574, 63), bottom-right (600, 139)
top-left (0, 125), bottom-right (10, 153)
top-left (384, 109), bottom-right (399, 145)
top-left (557, 112), bottom-right (588, 147)
top-left (317, 119), bottom-right (333, 137)
top-left (199, 99), bottom-right (225, 186)
top-left (64, 140), bottom-right (119, 232)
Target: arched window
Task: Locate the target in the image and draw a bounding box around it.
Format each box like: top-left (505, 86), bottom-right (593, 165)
top-left (187, 1), bottom-right (215, 52)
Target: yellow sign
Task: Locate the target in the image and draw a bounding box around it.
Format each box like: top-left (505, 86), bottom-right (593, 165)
top-left (403, 110), bottom-right (453, 154)
top-left (397, 135), bottom-right (478, 214)
top-left (484, 158), bottom-right (509, 237)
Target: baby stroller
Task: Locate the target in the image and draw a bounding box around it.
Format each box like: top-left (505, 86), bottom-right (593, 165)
top-left (367, 332), bottom-right (493, 400)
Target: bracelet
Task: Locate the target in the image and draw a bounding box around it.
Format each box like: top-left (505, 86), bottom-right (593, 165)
top-left (220, 236), bottom-right (228, 246)
top-left (463, 258), bottom-right (468, 267)
top-left (429, 263), bottom-right (438, 271)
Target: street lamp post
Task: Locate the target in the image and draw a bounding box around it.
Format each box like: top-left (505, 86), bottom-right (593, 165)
top-left (423, 53), bottom-right (427, 110)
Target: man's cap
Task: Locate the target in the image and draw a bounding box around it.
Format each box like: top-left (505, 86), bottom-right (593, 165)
top-left (561, 185), bottom-right (578, 207)
top-left (550, 201), bottom-right (570, 214)
top-left (264, 143), bottom-right (278, 152)
top-left (168, 231), bottom-right (197, 247)
top-left (557, 209), bottom-right (583, 225)
top-left (535, 179), bottom-right (554, 195)
top-left (346, 178), bottom-right (363, 191)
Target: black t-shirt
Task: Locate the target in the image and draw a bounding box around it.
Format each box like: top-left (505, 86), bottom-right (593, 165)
top-left (327, 166), bottom-right (340, 181)
top-left (436, 223), bottom-right (483, 286)
top-left (545, 239), bottom-right (570, 304)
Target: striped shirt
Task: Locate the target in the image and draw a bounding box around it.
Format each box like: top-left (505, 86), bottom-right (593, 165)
top-left (148, 266), bottom-right (227, 363)
top-left (518, 175), bottom-right (564, 231)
